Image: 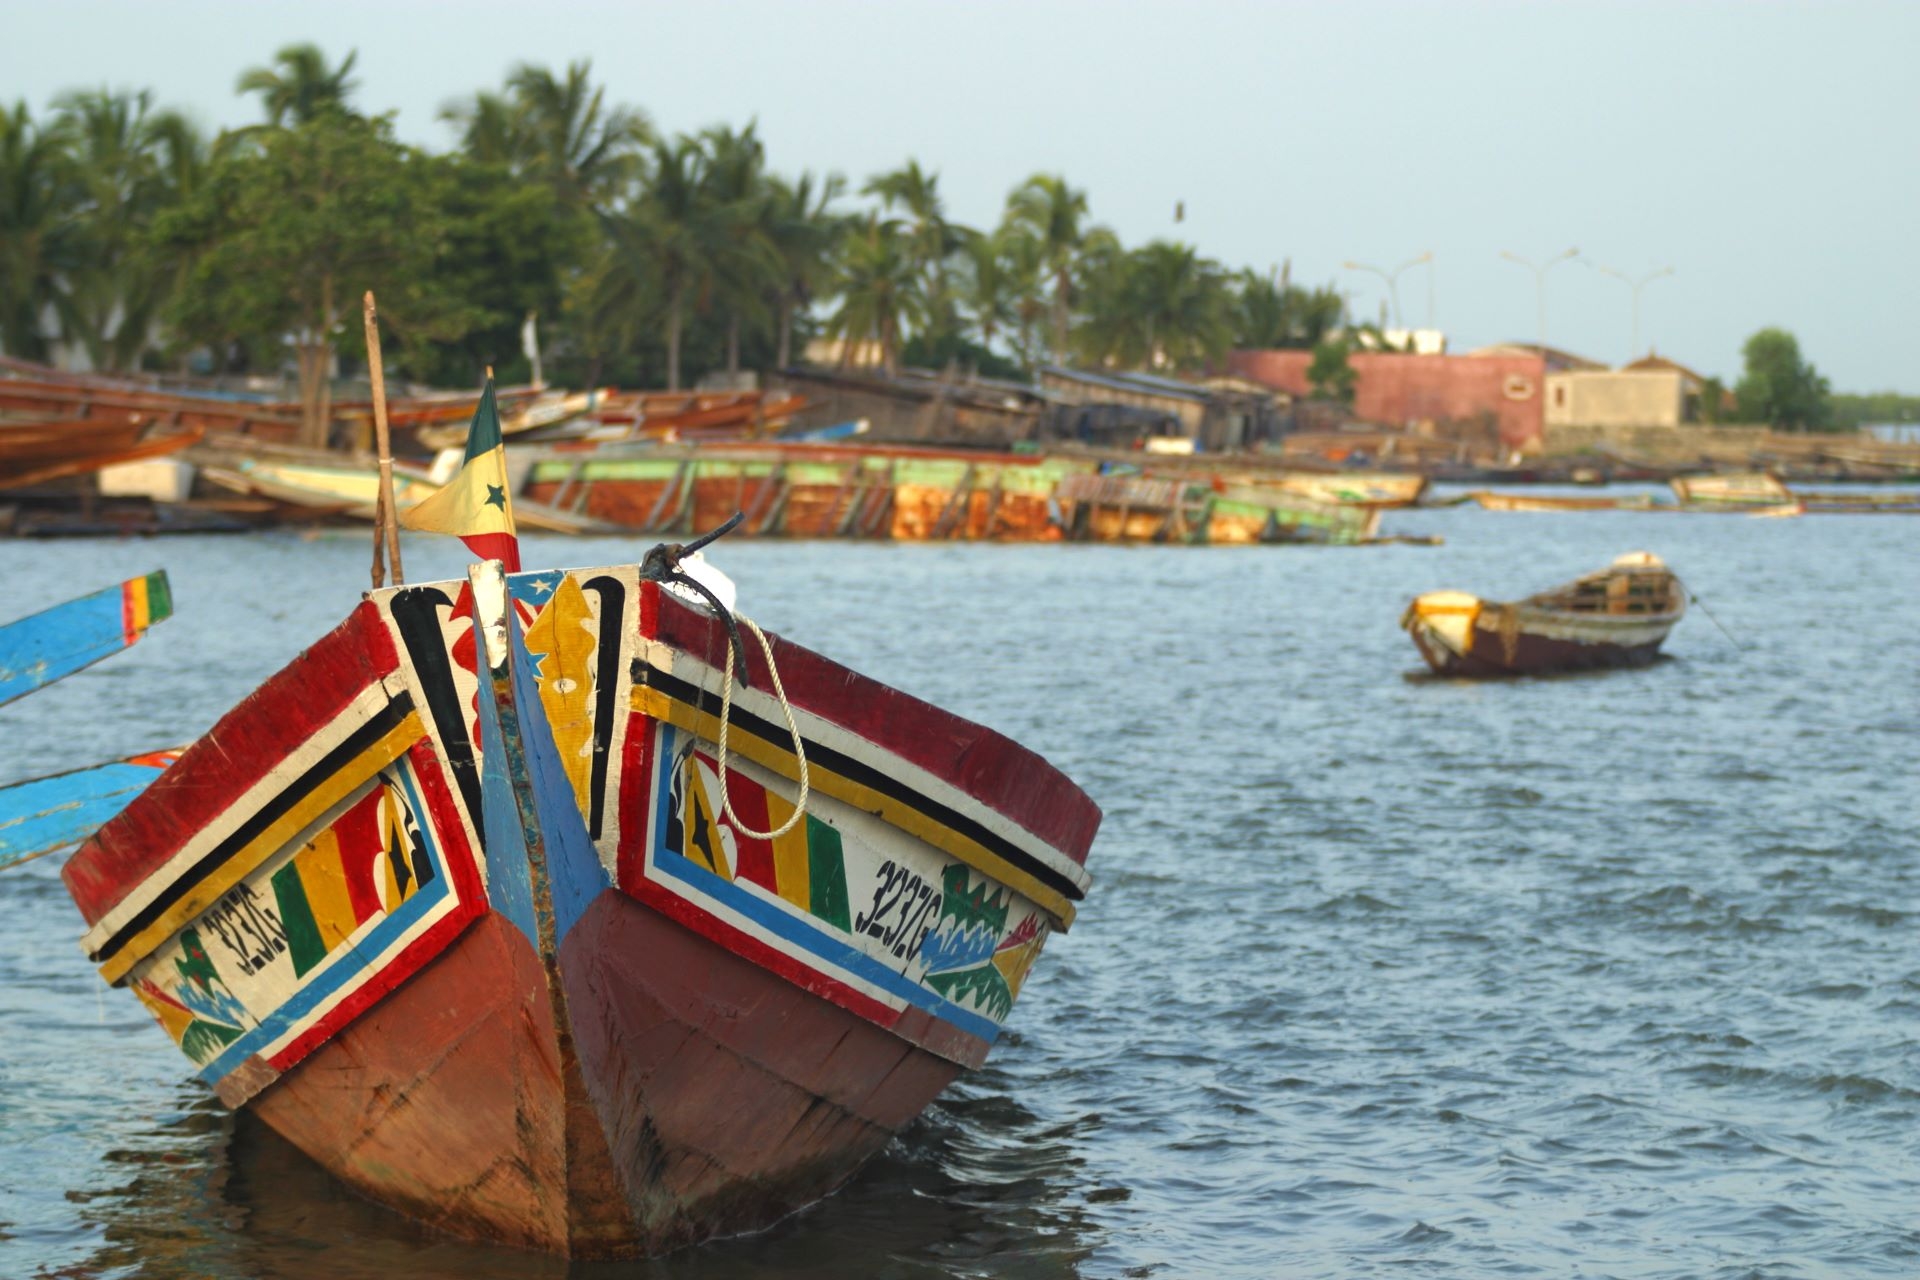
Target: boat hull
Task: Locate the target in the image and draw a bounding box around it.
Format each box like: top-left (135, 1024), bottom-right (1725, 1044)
top-left (1402, 557), bottom-right (1684, 676)
top-left (1406, 607), bottom-right (1673, 675)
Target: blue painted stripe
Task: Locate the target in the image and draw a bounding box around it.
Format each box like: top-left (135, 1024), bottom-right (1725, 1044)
top-left (507, 607), bottom-right (607, 943)
top-left (0, 761), bottom-right (168, 861)
top-left (197, 766), bottom-right (450, 1083)
top-left (0, 583), bottom-right (140, 708)
top-left (648, 730), bottom-right (1001, 1045)
top-left (471, 600), bottom-right (539, 949)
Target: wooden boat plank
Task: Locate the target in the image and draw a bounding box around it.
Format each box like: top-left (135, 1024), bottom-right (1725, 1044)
top-left (0, 571), bottom-right (172, 709)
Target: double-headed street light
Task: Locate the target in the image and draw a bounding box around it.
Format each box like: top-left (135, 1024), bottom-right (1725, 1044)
top-left (1341, 252), bottom-right (1434, 333)
top-left (1500, 247), bottom-right (1579, 356)
top-left (1596, 265), bottom-right (1674, 363)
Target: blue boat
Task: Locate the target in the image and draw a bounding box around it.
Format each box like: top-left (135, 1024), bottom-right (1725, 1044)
top-left (0, 749), bottom-right (184, 871)
top-left (0, 570), bottom-right (172, 709)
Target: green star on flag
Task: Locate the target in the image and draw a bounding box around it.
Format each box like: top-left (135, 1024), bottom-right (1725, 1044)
top-left (399, 372), bottom-right (522, 571)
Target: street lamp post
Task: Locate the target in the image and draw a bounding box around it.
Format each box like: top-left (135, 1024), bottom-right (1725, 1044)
top-left (1596, 265), bottom-right (1674, 362)
top-left (1341, 252), bottom-right (1433, 336)
top-left (1500, 247), bottom-right (1579, 357)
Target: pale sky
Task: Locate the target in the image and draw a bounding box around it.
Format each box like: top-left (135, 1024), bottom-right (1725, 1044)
top-left (6, 0), bottom-right (1915, 391)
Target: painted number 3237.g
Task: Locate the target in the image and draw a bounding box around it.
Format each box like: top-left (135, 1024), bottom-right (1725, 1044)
top-left (853, 860), bottom-right (942, 961)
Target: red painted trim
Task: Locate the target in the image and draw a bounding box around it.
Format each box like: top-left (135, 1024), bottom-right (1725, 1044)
top-left (65, 601), bottom-right (403, 925)
top-left (119, 580), bottom-right (136, 647)
top-left (639, 581), bottom-right (1100, 864)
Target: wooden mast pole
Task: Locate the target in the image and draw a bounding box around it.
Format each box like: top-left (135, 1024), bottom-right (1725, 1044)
top-left (363, 290), bottom-right (405, 587)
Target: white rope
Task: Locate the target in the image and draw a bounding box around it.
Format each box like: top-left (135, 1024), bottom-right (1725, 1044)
top-left (714, 614), bottom-right (810, 840)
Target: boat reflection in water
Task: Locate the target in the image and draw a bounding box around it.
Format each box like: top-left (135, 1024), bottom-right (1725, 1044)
top-left (68, 1075), bottom-right (1100, 1280)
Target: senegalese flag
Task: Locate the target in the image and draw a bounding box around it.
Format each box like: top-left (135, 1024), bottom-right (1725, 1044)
top-left (399, 374), bottom-right (521, 571)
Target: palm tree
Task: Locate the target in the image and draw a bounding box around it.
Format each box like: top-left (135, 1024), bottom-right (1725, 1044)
top-left (614, 136), bottom-right (729, 391)
top-left (1122, 241), bottom-right (1232, 371)
top-left (828, 215), bottom-right (925, 375)
top-left (504, 61), bottom-right (649, 209)
top-left (863, 159), bottom-right (967, 345)
top-left (440, 89), bottom-right (523, 167)
top-left (1233, 265), bottom-right (1344, 349)
top-left (48, 89), bottom-right (206, 372)
top-left (761, 170), bottom-right (846, 368)
top-left (236, 44), bottom-right (359, 127)
top-left (960, 227), bottom-right (1021, 355)
top-left (701, 123), bottom-right (778, 375)
top-left (0, 101), bottom-right (78, 362)
top-left (1006, 173), bottom-right (1088, 365)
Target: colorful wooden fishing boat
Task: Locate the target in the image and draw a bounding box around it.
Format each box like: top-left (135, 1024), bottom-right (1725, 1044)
top-left (0, 570), bottom-right (172, 709)
top-left (1402, 551), bottom-right (1686, 676)
top-left (61, 550), bottom-right (1099, 1257)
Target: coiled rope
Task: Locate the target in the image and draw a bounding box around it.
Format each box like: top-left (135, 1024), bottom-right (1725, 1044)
top-left (640, 512), bottom-right (811, 840)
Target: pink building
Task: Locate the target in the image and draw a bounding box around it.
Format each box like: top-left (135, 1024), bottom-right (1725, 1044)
top-left (1227, 349), bottom-right (1548, 452)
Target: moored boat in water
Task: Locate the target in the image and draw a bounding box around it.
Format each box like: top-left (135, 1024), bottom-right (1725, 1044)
top-left (59, 544), bottom-right (1099, 1256)
top-left (1401, 552), bottom-right (1686, 676)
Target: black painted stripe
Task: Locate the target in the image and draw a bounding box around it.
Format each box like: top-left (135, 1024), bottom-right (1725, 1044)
top-left (91, 692), bottom-right (417, 966)
top-left (630, 662), bottom-right (1085, 902)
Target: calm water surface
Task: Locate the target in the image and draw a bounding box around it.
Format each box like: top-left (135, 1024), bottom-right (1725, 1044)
top-left (1, 499), bottom-right (1915, 1278)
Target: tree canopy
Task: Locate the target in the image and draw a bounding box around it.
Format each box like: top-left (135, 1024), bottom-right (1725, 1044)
top-left (1735, 328), bottom-right (1832, 431)
top-left (20, 44), bottom-right (1856, 426)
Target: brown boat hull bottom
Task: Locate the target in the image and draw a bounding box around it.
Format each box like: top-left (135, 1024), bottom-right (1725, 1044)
top-left (1410, 622), bottom-right (1668, 677)
top-left (248, 893), bottom-right (961, 1257)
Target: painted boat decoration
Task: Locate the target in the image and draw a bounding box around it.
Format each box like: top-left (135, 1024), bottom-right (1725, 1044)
top-left (1402, 551), bottom-right (1686, 676)
top-left (61, 551), bottom-right (1099, 1257)
top-left (0, 748), bottom-right (185, 871)
top-left (0, 570), bottom-right (172, 709)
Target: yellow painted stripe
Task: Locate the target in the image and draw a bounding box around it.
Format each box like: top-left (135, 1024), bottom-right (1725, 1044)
top-left (99, 712), bottom-right (425, 985)
top-left (633, 687), bottom-right (1076, 928)
top-left (126, 575), bottom-right (151, 634)
top-left (294, 828), bottom-right (359, 951)
top-left (765, 790), bottom-right (811, 912)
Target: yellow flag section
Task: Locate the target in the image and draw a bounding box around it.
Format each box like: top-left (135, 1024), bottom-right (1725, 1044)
top-left (400, 375), bottom-right (521, 571)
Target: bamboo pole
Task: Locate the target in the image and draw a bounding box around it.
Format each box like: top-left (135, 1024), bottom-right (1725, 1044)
top-left (363, 290), bottom-right (405, 587)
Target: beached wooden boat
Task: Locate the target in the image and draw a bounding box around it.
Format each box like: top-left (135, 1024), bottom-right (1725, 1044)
top-left (201, 458), bottom-right (614, 535)
top-left (1402, 552), bottom-right (1686, 676)
top-left (0, 570), bottom-right (172, 709)
top-left (523, 445), bottom-right (1088, 542)
top-left (1792, 489), bottom-right (1920, 514)
top-left (1467, 490), bottom-right (1660, 512)
top-left (0, 416), bottom-right (205, 489)
top-left (1670, 471), bottom-right (1792, 507)
top-left (62, 551), bottom-right (1099, 1256)
top-left (1053, 473), bottom-right (1379, 544)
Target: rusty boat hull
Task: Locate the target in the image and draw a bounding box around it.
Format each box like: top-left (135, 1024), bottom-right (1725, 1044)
top-left (1402, 551), bottom-right (1686, 677)
top-left (62, 561), bottom-right (1098, 1256)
